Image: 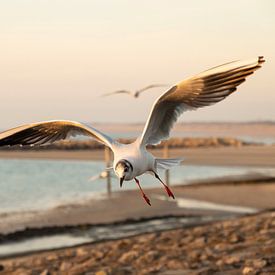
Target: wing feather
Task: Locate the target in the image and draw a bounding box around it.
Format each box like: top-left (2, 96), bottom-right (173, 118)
top-left (101, 90), bottom-right (131, 97)
top-left (0, 120), bottom-right (115, 150)
top-left (137, 84), bottom-right (168, 94)
top-left (139, 56), bottom-right (265, 146)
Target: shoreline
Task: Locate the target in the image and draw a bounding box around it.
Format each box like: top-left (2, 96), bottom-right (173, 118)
top-left (0, 210), bottom-right (274, 274)
top-left (0, 213), bottom-right (227, 258)
top-left (1, 176), bottom-right (274, 235)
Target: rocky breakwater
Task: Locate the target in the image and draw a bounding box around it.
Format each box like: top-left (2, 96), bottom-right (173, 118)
top-left (0, 137), bottom-right (257, 151)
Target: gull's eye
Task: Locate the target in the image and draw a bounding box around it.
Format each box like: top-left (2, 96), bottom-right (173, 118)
top-left (124, 167), bottom-right (128, 172)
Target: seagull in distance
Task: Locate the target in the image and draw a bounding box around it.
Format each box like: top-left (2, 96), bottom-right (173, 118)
top-left (101, 84), bottom-right (168, 98)
top-left (0, 57), bottom-right (265, 205)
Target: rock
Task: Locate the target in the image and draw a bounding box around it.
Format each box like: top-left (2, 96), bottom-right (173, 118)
top-left (145, 250), bottom-right (160, 262)
top-left (195, 267), bottom-right (218, 275)
top-left (192, 237), bottom-right (206, 247)
top-left (0, 264), bottom-right (4, 271)
top-left (33, 258), bottom-right (43, 266)
top-left (252, 259), bottom-right (267, 269)
top-left (166, 259), bottom-right (183, 269)
top-left (140, 266), bottom-right (162, 274)
top-left (116, 239), bottom-right (131, 250)
top-left (137, 234), bottom-right (155, 243)
top-left (200, 253), bottom-right (209, 261)
top-left (189, 250), bottom-right (201, 261)
top-left (135, 250), bottom-right (160, 266)
top-left (242, 267), bottom-right (255, 275)
top-left (94, 250), bottom-right (105, 260)
top-left (119, 251), bottom-right (139, 264)
top-left (95, 271), bottom-right (108, 275)
top-left (214, 243), bottom-right (227, 251)
top-left (46, 254), bottom-right (58, 261)
top-left (76, 247), bottom-right (87, 256)
top-left (13, 268), bottom-right (32, 275)
top-left (225, 256), bottom-right (241, 265)
top-left (40, 269), bottom-right (50, 275)
top-left (60, 261), bottom-right (72, 271)
top-left (215, 259), bottom-right (224, 267)
top-left (229, 233), bottom-right (243, 243)
top-left (64, 249), bottom-right (76, 257)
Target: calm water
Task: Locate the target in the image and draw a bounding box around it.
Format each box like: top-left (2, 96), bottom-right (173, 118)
top-left (0, 158), bottom-right (272, 215)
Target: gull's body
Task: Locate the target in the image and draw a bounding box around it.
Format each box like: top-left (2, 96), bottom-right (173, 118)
top-left (0, 57), bottom-right (265, 205)
top-left (113, 141), bottom-right (156, 180)
top-left (101, 84), bottom-right (168, 98)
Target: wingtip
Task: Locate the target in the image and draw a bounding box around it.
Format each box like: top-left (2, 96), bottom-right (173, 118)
top-left (258, 56), bottom-right (265, 64)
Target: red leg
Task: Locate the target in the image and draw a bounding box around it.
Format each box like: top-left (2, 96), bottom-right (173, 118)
top-left (154, 172), bottom-right (175, 199)
top-left (134, 178), bottom-right (151, 206)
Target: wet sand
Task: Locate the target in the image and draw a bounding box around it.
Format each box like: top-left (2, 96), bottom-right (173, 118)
top-left (1, 178), bottom-right (275, 235)
top-left (0, 145), bottom-right (275, 167)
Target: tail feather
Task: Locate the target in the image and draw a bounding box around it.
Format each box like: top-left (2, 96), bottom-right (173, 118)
top-left (155, 158), bottom-right (183, 170)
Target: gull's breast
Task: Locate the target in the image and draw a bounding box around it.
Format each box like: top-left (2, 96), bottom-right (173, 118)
top-left (113, 143), bottom-right (154, 179)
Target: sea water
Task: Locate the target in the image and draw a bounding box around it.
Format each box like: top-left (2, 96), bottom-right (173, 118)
top-left (0, 158), bottom-right (272, 215)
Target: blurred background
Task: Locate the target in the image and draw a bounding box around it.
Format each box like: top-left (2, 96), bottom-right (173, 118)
top-left (0, 1), bottom-right (274, 274)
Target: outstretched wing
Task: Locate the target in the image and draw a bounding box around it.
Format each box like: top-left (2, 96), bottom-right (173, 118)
top-left (0, 120), bottom-right (115, 150)
top-left (137, 84), bottom-right (169, 94)
top-left (101, 90), bottom-right (132, 97)
top-left (139, 56), bottom-right (265, 146)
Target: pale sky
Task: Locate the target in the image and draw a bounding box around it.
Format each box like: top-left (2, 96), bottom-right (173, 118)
top-left (0, 0), bottom-right (274, 128)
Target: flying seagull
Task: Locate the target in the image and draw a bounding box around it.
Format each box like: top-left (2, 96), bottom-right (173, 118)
top-left (0, 57), bottom-right (265, 205)
top-left (101, 84), bottom-right (168, 98)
